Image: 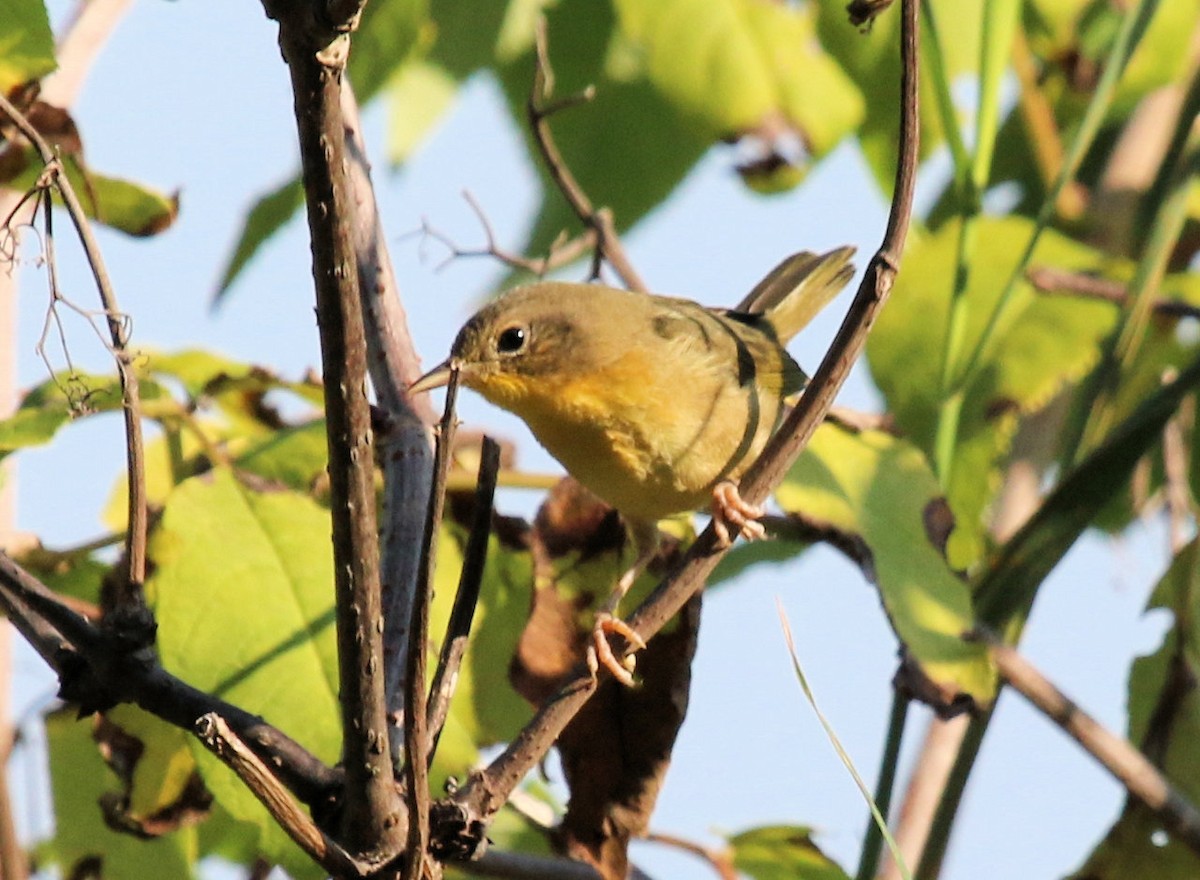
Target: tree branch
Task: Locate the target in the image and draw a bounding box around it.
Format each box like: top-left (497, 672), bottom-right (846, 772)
top-left (0, 551), bottom-right (340, 807)
top-left (195, 713), bottom-right (369, 878)
top-left (244, 5), bottom-right (406, 855)
top-left (426, 435), bottom-right (501, 765)
top-left (977, 629), bottom-right (1200, 855)
top-left (527, 18), bottom-right (646, 292)
top-left (0, 91), bottom-right (148, 609)
top-left (403, 367), bottom-right (461, 880)
top-left (338, 75), bottom-right (438, 765)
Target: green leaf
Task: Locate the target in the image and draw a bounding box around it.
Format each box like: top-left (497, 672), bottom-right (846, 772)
top-left (816, 0), bottom-right (981, 191)
top-left (427, 0), bottom-right (551, 77)
top-left (0, 0), bottom-right (55, 90)
top-left (42, 711), bottom-right (198, 879)
top-left (349, 0), bottom-right (431, 102)
top-left (975, 351), bottom-right (1200, 629)
top-left (729, 825), bottom-right (852, 880)
top-left (236, 419), bottom-right (329, 492)
top-left (867, 217), bottom-right (1118, 566)
top-left (498, 2), bottom-right (709, 261)
top-left (776, 423), bottom-right (995, 704)
top-left (1068, 538), bottom-right (1200, 879)
top-left (148, 468), bottom-right (338, 878)
top-left (612, 0), bottom-right (863, 150)
top-left (385, 58), bottom-right (459, 165)
top-left (431, 523), bottom-right (534, 753)
top-left (106, 705), bottom-right (198, 820)
top-left (213, 176), bottom-right (305, 302)
top-left (3, 149), bottom-right (178, 236)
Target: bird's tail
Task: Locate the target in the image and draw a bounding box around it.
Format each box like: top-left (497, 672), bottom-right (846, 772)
top-left (735, 246), bottom-right (857, 343)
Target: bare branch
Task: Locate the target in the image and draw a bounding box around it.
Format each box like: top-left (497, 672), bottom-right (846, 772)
top-left (0, 551), bottom-right (339, 806)
top-left (339, 75), bottom-right (438, 770)
top-left (427, 435), bottom-right (501, 765)
top-left (977, 629), bottom-right (1200, 856)
top-left (1028, 264), bottom-right (1200, 320)
top-left (411, 190), bottom-right (598, 278)
top-left (0, 91), bottom-right (149, 609)
top-left (403, 367), bottom-right (462, 880)
top-left (195, 713), bottom-right (371, 878)
top-left (527, 18), bottom-right (646, 292)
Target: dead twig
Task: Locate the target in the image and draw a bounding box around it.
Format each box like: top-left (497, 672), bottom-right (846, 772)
top-left (976, 629), bottom-right (1200, 855)
top-left (427, 435), bottom-right (502, 766)
top-left (403, 366), bottom-right (461, 880)
top-left (0, 91), bottom-right (149, 610)
top-left (411, 190), bottom-right (598, 279)
top-left (527, 18), bottom-right (646, 292)
top-left (195, 713), bottom-right (371, 879)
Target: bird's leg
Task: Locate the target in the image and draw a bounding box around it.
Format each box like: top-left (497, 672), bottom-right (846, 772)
top-left (710, 480), bottom-right (766, 547)
top-left (588, 519), bottom-right (657, 687)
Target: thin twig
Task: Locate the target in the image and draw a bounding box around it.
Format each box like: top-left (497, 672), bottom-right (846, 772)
top-left (1028, 265), bottom-right (1200, 320)
top-left (527, 18), bottom-right (647, 292)
top-left (412, 190), bottom-right (598, 278)
top-left (643, 832), bottom-right (737, 880)
top-left (976, 629), bottom-right (1200, 855)
top-left (194, 713), bottom-right (370, 879)
top-left (0, 91), bottom-right (148, 608)
top-left (1160, 385), bottom-right (1192, 553)
top-left (404, 366), bottom-right (461, 880)
top-left (434, 0), bottom-right (920, 843)
top-left (266, 7), bottom-right (405, 854)
top-left (427, 435), bottom-right (501, 767)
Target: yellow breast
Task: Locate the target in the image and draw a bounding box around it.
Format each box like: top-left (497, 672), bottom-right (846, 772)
top-left (472, 347), bottom-right (782, 522)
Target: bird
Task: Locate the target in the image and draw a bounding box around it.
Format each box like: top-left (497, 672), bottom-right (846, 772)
top-left (410, 247), bottom-right (856, 685)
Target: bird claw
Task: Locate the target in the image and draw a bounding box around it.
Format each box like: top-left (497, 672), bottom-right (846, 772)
top-left (711, 480), bottom-right (766, 547)
top-left (588, 612), bottom-right (646, 688)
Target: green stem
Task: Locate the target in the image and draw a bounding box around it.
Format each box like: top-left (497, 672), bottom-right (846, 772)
top-left (930, 0), bottom-right (1017, 483)
top-left (856, 693), bottom-right (912, 880)
top-left (914, 710), bottom-right (994, 880)
top-left (971, 0), bottom-right (1020, 194)
top-left (950, 0), bottom-right (1161, 397)
top-left (1061, 134), bottom-right (1200, 465)
top-left (919, 0), bottom-right (971, 181)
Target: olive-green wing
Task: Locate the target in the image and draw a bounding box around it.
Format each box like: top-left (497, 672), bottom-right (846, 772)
top-left (734, 246), bottom-right (857, 342)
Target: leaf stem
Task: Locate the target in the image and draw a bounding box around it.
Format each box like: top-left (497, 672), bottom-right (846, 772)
top-left (934, 0), bottom-right (1161, 470)
top-left (856, 692), bottom-right (911, 880)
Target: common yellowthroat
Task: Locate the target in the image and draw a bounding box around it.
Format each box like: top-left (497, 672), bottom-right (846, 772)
top-left (411, 247), bottom-right (855, 684)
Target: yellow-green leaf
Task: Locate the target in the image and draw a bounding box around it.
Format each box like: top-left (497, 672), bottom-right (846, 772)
top-left (777, 424), bottom-right (994, 704)
top-left (148, 468), bottom-right (338, 879)
top-left (41, 711), bottom-right (197, 879)
top-left (0, 0), bottom-right (55, 91)
top-left (867, 217), bottom-right (1118, 565)
top-left (729, 825), bottom-right (851, 880)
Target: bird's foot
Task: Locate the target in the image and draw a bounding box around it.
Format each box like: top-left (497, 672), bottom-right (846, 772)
top-left (711, 480), bottom-right (766, 547)
top-left (587, 612), bottom-right (647, 688)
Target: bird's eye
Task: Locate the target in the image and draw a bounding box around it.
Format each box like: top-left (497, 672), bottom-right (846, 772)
top-left (497, 325), bottom-right (527, 354)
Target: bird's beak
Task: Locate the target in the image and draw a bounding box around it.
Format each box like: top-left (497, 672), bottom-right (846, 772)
top-left (409, 359), bottom-right (456, 394)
